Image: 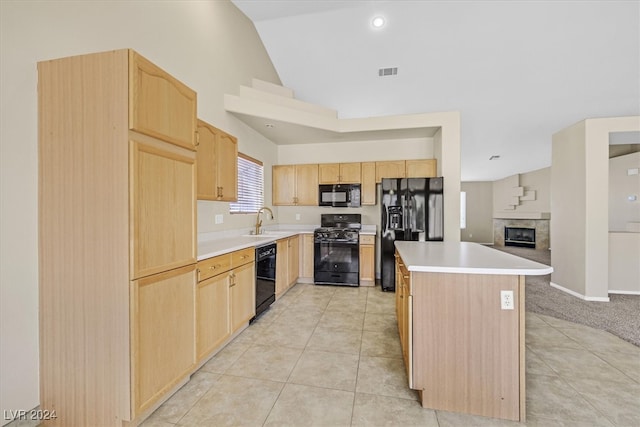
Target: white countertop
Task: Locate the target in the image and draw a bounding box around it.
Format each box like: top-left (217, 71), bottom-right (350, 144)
top-left (198, 224), bottom-right (377, 260)
top-left (198, 229), bottom-right (306, 260)
top-left (394, 241), bottom-right (553, 276)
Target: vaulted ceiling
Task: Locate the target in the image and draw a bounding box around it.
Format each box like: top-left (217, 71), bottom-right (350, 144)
top-left (231, 0), bottom-right (639, 181)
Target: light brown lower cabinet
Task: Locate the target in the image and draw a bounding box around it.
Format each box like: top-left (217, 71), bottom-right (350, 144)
top-left (196, 271), bottom-right (231, 361)
top-left (299, 233), bottom-right (315, 283)
top-left (287, 235), bottom-right (300, 286)
top-left (276, 235), bottom-right (300, 297)
top-left (230, 262), bottom-right (256, 331)
top-left (359, 235), bottom-right (376, 286)
top-left (276, 239), bottom-right (289, 297)
top-left (395, 250), bottom-right (526, 422)
top-left (196, 248), bottom-right (255, 363)
top-left (395, 255), bottom-right (411, 379)
top-left (131, 265), bottom-right (196, 416)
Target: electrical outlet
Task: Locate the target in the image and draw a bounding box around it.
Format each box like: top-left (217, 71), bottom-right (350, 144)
top-left (501, 290), bottom-right (514, 310)
top-left (215, 214), bottom-right (223, 224)
top-left (295, 213), bottom-right (301, 220)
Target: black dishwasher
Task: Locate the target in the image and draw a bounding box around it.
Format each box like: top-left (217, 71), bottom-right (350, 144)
top-left (253, 242), bottom-right (276, 321)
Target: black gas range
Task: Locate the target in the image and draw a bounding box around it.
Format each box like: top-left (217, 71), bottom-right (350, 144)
top-left (314, 214), bottom-right (361, 287)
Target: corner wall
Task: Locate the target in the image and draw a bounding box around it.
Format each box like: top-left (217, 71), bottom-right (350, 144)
top-left (551, 116), bottom-right (640, 300)
top-left (551, 121), bottom-right (588, 298)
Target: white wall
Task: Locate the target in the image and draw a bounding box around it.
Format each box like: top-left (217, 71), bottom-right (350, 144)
top-left (0, 0), bottom-right (280, 419)
top-left (609, 232), bottom-right (640, 294)
top-left (460, 182), bottom-right (494, 243)
top-left (608, 152), bottom-right (640, 231)
top-left (277, 137), bottom-right (434, 164)
top-left (493, 168), bottom-right (551, 217)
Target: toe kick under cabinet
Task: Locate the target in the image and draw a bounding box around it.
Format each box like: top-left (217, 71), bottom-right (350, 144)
top-left (38, 49), bottom-right (199, 426)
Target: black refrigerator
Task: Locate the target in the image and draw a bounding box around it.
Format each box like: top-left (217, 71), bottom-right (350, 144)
top-left (380, 177), bottom-right (444, 291)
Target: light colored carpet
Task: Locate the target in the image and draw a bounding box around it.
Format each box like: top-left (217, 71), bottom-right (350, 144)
top-left (490, 245), bottom-right (640, 347)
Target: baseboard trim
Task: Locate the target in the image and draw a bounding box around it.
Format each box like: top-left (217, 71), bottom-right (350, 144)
top-left (609, 290), bottom-right (640, 295)
top-left (549, 282), bottom-right (611, 302)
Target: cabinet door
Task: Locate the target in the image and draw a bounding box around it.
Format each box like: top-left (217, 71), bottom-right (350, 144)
top-left (340, 162), bottom-right (361, 184)
top-left (318, 163), bottom-right (340, 184)
top-left (295, 164), bottom-right (319, 205)
top-left (300, 234), bottom-right (315, 279)
top-left (130, 139), bottom-right (196, 279)
top-left (361, 162), bottom-right (377, 205)
top-left (376, 160), bottom-right (406, 182)
top-left (129, 50), bottom-right (197, 150)
top-left (406, 159), bottom-right (436, 178)
top-left (359, 243), bottom-right (375, 285)
top-left (287, 235), bottom-right (300, 286)
top-left (275, 239), bottom-right (289, 297)
top-left (216, 131), bottom-right (238, 201)
top-left (230, 262), bottom-right (255, 332)
top-left (196, 273), bottom-right (230, 361)
top-left (131, 265), bottom-right (196, 416)
top-left (273, 165), bottom-right (296, 206)
top-left (196, 120), bottom-right (217, 200)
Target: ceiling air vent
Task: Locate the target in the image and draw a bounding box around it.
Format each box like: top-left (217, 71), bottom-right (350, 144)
top-left (378, 67), bottom-right (398, 77)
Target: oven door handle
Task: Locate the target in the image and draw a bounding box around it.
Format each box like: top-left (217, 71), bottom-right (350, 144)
top-left (315, 239), bottom-right (359, 245)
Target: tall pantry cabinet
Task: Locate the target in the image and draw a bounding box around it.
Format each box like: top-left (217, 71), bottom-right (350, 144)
top-left (38, 49), bottom-right (197, 426)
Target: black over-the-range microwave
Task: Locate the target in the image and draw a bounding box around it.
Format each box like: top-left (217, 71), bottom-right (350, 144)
top-left (318, 184), bottom-right (361, 207)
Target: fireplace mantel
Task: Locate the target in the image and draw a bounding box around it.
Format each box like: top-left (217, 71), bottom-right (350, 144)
top-left (493, 212), bottom-right (551, 220)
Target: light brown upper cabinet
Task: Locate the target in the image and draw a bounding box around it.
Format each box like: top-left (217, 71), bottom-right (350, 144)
top-left (406, 159), bottom-right (437, 178)
top-left (130, 50), bottom-right (197, 151)
top-left (196, 120), bottom-right (238, 201)
top-left (273, 164), bottom-right (319, 206)
top-left (318, 162), bottom-right (361, 184)
top-left (376, 160), bottom-right (406, 182)
top-left (361, 162), bottom-right (377, 205)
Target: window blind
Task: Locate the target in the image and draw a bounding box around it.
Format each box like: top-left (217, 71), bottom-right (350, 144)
top-left (230, 153), bottom-right (264, 214)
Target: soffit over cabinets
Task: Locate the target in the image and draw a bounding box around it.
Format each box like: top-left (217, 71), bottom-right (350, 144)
top-left (224, 79), bottom-right (442, 145)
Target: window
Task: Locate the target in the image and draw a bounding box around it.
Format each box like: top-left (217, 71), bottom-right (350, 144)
top-left (230, 153), bottom-right (264, 214)
top-left (460, 191), bottom-right (467, 229)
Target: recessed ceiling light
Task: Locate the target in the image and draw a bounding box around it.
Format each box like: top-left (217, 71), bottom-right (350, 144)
top-left (372, 16), bottom-right (385, 28)
top-left (489, 155), bottom-right (501, 160)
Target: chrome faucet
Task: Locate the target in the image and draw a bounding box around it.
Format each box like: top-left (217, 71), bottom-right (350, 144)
top-left (254, 207), bottom-right (274, 235)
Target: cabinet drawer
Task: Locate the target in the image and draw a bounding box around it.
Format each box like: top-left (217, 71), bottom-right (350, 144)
top-left (197, 253), bottom-right (232, 282)
top-left (232, 247), bottom-right (255, 267)
top-left (360, 235), bottom-right (375, 245)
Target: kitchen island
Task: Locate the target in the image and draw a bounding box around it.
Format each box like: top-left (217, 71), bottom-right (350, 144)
top-left (394, 241), bottom-right (552, 422)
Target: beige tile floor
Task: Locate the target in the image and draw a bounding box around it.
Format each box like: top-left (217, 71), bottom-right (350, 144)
top-left (140, 283), bottom-right (639, 427)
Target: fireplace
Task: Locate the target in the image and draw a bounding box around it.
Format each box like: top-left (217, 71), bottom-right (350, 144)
top-left (504, 227), bottom-right (536, 248)
top-left (493, 218), bottom-right (549, 250)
